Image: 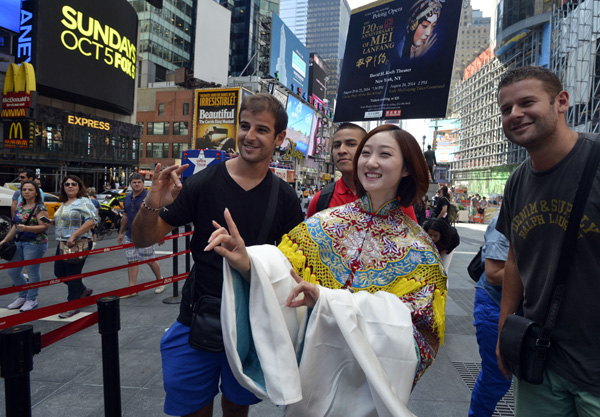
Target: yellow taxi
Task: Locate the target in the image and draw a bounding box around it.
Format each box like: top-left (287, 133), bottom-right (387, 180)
top-left (43, 193), bottom-right (62, 219)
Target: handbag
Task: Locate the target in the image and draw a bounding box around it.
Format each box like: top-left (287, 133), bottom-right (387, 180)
top-left (0, 241), bottom-right (17, 261)
top-left (59, 239), bottom-right (90, 264)
top-left (188, 172), bottom-right (281, 351)
top-left (499, 135), bottom-right (600, 384)
top-left (467, 246), bottom-right (483, 282)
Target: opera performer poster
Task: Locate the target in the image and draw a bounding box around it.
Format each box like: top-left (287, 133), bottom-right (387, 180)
top-left (334, 0), bottom-right (463, 122)
top-left (194, 88), bottom-right (241, 151)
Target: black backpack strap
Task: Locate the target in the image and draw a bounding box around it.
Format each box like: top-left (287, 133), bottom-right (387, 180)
top-left (316, 182), bottom-right (336, 212)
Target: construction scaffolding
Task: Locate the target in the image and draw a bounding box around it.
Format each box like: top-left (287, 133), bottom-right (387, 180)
top-left (552, 0), bottom-right (600, 133)
top-left (450, 21), bottom-right (555, 194)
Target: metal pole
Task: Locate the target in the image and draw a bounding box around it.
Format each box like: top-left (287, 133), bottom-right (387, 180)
top-left (185, 223), bottom-right (192, 274)
top-left (0, 325), bottom-right (41, 417)
top-left (97, 296), bottom-right (122, 417)
top-left (163, 227), bottom-right (181, 304)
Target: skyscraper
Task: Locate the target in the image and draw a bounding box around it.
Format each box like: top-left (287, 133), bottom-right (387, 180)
top-left (280, 0), bottom-right (308, 44)
top-left (306, 0), bottom-right (351, 107)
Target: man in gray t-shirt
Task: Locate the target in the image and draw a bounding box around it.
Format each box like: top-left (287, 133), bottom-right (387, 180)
top-left (496, 66), bottom-right (600, 415)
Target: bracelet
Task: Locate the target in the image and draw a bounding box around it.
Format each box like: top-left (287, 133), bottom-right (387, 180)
top-left (142, 199), bottom-right (168, 212)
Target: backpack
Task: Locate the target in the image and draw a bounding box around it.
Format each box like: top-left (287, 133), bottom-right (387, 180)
top-left (446, 198), bottom-right (459, 224)
top-left (316, 182), bottom-right (336, 212)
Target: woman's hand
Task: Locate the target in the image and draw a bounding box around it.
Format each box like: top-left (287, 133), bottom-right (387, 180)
top-left (15, 224), bottom-right (26, 233)
top-left (205, 208), bottom-right (251, 280)
top-left (144, 163), bottom-right (189, 210)
top-left (66, 235), bottom-right (76, 248)
top-left (286, 269), bottom-right (320, 308)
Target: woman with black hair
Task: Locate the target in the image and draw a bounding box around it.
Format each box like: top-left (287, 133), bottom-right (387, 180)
top-left (399, 0), bottom-right (442, 59)
top-left (433, 185), bottom-right (451, 222)
top-left (423, 217), bottom-right (460, 270)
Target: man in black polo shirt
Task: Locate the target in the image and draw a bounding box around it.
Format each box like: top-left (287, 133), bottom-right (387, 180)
top-left (132, 94), bottom-right (303, 417)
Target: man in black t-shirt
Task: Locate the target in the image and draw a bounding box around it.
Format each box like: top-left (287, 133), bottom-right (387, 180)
top-left (496, 66), bottom-right (600, 415)
top-left (132, 94), bottom-right (303, 417)
top-left (424, 145), bottom-right (437, 182)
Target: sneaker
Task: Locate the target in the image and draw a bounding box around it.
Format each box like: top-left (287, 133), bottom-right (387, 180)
top-left (20, 300), bottom-right (38, 312)
top-left (81, 288), bottom-right (93, 298)
top-left (154, 285), bottom-right (165, 294)
top-left (120, 293), bottom-right (139, 299)
top-left (7, 297), bottom-right (26, 310)
top-left (58, 309), bottom-right (80, 319)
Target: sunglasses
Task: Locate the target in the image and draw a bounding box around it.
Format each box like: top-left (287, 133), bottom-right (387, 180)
top-left (64, 182), bottom-right (79, 187)
top-left (19, 176), bottom-right (27, 179)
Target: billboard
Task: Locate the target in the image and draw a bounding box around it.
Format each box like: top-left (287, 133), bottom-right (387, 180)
top-left (16, 0), bottom-right (138, 115)
top-left (434, 128), bottom-right (459, 163)
top-left (270, 13), bottom-right (310, 97)
top-left (0, 0), bottom-right (21, 33)
top-left (309, 53), bottom-right (328, 103)
top-left (194, 0), bottom-right (231, 86)
top-left (334, 0), bottom-right (462, 122)
top-left (281, 94), bottom-right (314, 157)
top-left (194, 88), bottom-right (241, 151)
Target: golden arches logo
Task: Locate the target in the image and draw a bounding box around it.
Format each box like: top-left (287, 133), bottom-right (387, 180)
top-left (3, 63), bottom-right (36, 94)
top-left (8, 123), bottom-right (23, 140)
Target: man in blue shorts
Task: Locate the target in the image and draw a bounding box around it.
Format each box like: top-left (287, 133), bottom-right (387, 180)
top-left (132, 93), bottom-right (303, 417)
top-left (118, 173), bottom-right (164, 297)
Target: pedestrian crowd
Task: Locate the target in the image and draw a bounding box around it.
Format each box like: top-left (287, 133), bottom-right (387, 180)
top-left (1, 65), bottom-right (598, 417)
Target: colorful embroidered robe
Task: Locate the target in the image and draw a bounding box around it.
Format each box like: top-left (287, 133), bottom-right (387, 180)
top-left (280, 194), bottom-right (447, 382)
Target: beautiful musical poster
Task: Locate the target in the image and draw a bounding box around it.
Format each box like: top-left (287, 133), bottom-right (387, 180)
top-left (334, 0), bottom-right (463, 122)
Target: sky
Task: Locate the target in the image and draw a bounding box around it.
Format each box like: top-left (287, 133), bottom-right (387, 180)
top-left (347, 0), bottom-right (495, 18)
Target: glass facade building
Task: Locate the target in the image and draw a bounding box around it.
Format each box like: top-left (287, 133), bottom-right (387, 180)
top-left (306, 0), bottom-right (350, 106)
top-left (280, 0), bottom-right (308, 45)
top-left (128, 0), bottom-right (195, 84)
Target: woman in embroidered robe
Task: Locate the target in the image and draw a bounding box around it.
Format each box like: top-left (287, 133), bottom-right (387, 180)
top-left (208, 124), bottom-right (447, 416)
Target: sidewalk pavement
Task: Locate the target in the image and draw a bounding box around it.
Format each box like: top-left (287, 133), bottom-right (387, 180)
top-left (0, 222), bottom-right (515, 417)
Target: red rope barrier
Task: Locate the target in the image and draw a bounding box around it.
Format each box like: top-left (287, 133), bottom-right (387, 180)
top-left (0, 249), bottom-right (190, 296)
top-left (0, 272), bottom-right (189, 330)
top-left (0, 230), bottom-right (193, 270)
top-left (40, 312), bottom-right (99, 348)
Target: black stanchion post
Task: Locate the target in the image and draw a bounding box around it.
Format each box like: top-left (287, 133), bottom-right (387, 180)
top-left (0, 325), bottom-right (41, 417)
top-left (163, 227), bottom-right (181, 304)
top-left (185, 223), bottom-right (192, 273)
top-left (97, 296), bottom-right (122, 417)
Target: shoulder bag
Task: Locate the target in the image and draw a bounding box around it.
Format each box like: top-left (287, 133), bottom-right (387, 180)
top-left (188, 172), bottom-right (280, 352)
top-left (499, 136), bottom-right (600, 384)
top-left (467, 246), bottom-right (484, 282)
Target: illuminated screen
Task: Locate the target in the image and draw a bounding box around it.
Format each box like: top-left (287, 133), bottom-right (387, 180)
top-left (282, 95), bottom-right (314, 156)
top-left (18, 0), bottom-right (138, 115)
top-left (0, 0), bottom-right (21, 33)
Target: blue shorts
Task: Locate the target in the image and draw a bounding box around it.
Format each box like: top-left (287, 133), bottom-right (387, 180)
top-left (160, 320), bottom-right (260, 416)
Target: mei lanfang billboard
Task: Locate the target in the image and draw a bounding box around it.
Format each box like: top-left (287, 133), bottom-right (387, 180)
top-left (335, 0), bottom-right (462, 122)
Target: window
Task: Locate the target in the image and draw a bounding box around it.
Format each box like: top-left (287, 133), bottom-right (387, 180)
top-left (158, 103), bottom-right (165, 116)
top-left (146, 142), bottom-right (169, 158)
top-left (147, 122), bottom-right (170, 135)
top-left (172, 142), bottom-right (189, 157)
top-left (183, 102), bottom-right (190, 115)
top-left (173, 121), bottom-right (189, 135)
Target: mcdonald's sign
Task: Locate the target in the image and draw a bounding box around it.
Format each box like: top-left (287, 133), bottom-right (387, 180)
top-left (3, 121), bottom-right (32, 149)
top-left (1, 63), bottom-right (36, 119)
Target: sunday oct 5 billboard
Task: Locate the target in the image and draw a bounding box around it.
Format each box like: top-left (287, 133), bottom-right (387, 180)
top-left (334, 0), bottom-right (462, 122)
top-left (16, 0), bottom-right (138, 115)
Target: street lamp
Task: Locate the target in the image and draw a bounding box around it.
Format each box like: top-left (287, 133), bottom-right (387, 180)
top-left (422, 135), bottom-right (426, 152)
